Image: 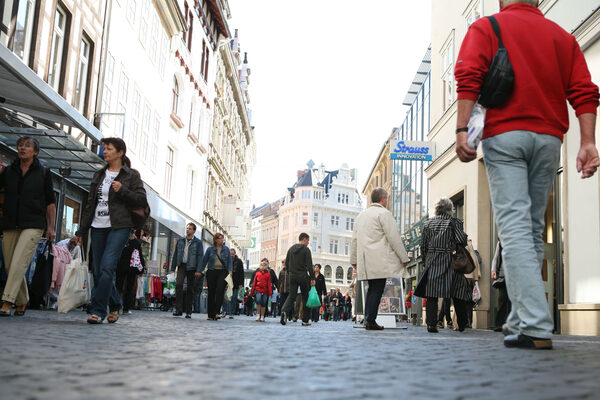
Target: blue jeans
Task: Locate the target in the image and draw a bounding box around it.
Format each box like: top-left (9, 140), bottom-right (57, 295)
top-left (228, 287), bottom-right (239, 314)
top-left (255, 292), bottom-right (268, 306)
top-left (483, 131), bottom-right (560, 339)
top-left (89, 228), bottom-right (130, 319)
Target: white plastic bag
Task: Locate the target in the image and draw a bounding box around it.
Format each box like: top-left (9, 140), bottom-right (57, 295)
top-left (472, 281), bottom-right (482, 304)
top-left (467, 103), bottom-right (486, 150)
top-left (57, 256), bottom-right (90, 313)
top-left (224, 274), bottom-right (233, 301)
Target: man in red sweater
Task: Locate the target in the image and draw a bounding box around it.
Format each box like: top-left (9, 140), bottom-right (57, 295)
top-left (454, 0), bottom-right (600, 349)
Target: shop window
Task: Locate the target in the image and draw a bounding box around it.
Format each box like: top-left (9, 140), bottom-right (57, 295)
top-left (336, 266), bottom-right (344, 284)
top-left (62, 198), bottom-right (80, 238)
top-left (347, 267), bottom-right (353, 284)
top-left (324, 265), bottom-right (332, 283)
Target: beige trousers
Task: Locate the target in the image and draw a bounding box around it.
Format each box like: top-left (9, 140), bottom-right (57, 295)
top-left (2, 229), bottom-right (43, 306)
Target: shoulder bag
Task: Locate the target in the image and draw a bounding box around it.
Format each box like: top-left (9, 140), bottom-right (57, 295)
top-left (449, 218), bottom-right (476, 275)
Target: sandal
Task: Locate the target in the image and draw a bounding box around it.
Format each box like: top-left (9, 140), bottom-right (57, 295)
top-left (87, 315), bottom-right (103, 324)
top-left (107, 312), bottom-right (119, 324)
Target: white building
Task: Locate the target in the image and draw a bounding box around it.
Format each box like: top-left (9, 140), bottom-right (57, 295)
top-left (276, 162), bottom-right (363, 292)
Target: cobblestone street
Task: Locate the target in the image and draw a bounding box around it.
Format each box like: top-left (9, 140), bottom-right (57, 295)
top-left (1, 310), bottom-right (600, 399)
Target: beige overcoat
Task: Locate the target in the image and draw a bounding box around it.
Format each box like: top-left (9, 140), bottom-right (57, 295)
top-left (350, 203), bottom-right (410, 280)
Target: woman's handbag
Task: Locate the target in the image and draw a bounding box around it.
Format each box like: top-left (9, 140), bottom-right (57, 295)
top-left (130, 204), bottom-right (150, 229)
top-left (57, 252), bottom-right (90, 313)
top-left (449, 219), bottom-right (476, 275)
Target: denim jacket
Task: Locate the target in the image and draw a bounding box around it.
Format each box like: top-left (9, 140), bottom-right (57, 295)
top-left (200, 245), bottom-right (233, 273)
top-left (171, 237), bottom-right (204, 272)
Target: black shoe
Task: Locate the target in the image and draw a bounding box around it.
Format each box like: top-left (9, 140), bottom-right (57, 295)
top-left (185, 314), bottom-right (191, 319)
top-left (302, 322), bottom-right (311, 326)
top-left (14, 310), bottom-right (26, 316)
top-left (437, 321), bottom-right (444, 329)
top-left (365, 323), bottom-right (384, 331)
top-left (173, 312), bottom-right (183, 317)
top-left (427, 325), bottom-right (439, 333)
top-left (0, 310), bottom-right (11, 317)
top-left (504, 334), bottom-right (553, 349)
top-left (280, 312), bottom-right (287, 325)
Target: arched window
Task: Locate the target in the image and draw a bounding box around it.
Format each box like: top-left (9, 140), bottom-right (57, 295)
top-left (172, 76), bottom-right (179, 114)
top-left (347, 267), bottom-right (353, 284)
top-left (336, 266), bottom-right (343, 284)
top-left (324, 265), bottom-right (332, 283)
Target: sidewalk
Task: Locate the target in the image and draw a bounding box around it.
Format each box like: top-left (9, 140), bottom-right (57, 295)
top-left (0, 310), bottom-right (599, 399)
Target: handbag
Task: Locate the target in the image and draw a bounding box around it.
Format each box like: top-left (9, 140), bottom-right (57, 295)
top-left (130, 204), bottom-right (150, 229)
top-left (478, 16), bottom-right (515, 109)
top-left (57, 252), bottom-right (90, 313)
top-left (449, 219), bottom-right (476, 275)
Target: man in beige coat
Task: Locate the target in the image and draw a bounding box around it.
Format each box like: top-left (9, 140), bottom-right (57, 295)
top-left (350, 187), bottom-right (410, 330)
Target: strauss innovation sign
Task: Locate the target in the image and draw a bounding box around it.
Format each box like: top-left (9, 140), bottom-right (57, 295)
top-left (390, 140), bottom-right (435, 161)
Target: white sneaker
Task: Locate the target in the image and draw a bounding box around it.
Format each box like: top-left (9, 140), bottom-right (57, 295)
top-left (256, 316), bottom-right (261, 321)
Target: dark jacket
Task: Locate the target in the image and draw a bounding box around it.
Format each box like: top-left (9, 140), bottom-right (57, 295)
top-left (171, 236), bottom-right (204, 272)
top-left (285, 244), bottom-right (315, 279)
top-left (117, 238), bottom-right (146, 274)
top-left (314, 273), bottom-right (327, 297)
top-left (268, 267), bottom-right (279, 292)
top-left (232, 255), bottom-right (245, 288)
top-left (0, 157), bottom-right (55, 230)
top-left (200, 245), bottom-right (233, 273)
top-left (77, 165), bottom-right (147, 235)
top-left (277, 266), bottom-right (290, 295)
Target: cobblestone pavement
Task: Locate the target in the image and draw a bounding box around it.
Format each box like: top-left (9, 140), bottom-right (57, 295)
top-left (1, 310), bottom-right (600, 400)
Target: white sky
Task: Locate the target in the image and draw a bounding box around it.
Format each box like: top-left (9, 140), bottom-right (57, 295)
top-left (228, 1), bottom-right (432, 208)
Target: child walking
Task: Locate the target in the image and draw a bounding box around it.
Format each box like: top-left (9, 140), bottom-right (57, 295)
top-left (251, 261), bottom-right (272, 322)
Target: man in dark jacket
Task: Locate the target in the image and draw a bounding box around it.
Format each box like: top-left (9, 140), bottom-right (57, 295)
top-left (280, 233), bottom-right (315, 326)
top-left (277, 260), bottom-right (290, 318)
top-left (311, 264), bottom-right (327, 322)
top-left (171, 223), bottom-right (203, 318)
top-left (228, 249), bottom-right (244, 318)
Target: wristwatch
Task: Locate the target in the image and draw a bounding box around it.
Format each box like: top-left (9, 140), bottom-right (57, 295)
top-left (456, 127), bottom-right (468, 134)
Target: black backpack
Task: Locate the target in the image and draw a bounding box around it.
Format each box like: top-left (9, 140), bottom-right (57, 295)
top-left (478, 16), bottom-right (515, 109)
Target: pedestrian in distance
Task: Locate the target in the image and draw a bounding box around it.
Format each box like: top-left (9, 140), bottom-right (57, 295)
top-left (343, 293), bottom-right (352, 321)
top-left (0, 137), bottom-right (56, 317)
top-left (414, 198), bottom-right (471, 333)
top-left (311, 264), bottom-right (327, 323)
top-left (251, 260), bottom-right (272, 321)
top-left (455, 0), bottom-right (599, 349)
top-left (280, 233), bottom-right (316, 326)
top-left (171, 223), bottom-right (203, 318)
top-left (277, 260), bottom-right (290, 318)
top-left (491, 241), bottom-right (511, 331)
top-left (271, 289), bottom-right (279, 317)
top-left (76, 137), bottom-right (148, 324)
top-left (350, 187), bottom-right (410, 331)
top-left (115, 230), bottom-right (146, 315)
top-left (198, 233), bottom-right (233, 320)
top-left (229, 248), bottom-right (245, 318)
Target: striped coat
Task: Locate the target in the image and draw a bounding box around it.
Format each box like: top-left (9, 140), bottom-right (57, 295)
top-left (414, 214), bottom-right (471, 301)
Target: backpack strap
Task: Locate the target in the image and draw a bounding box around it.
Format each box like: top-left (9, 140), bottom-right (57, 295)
top-left (487, 16), bottom-right (504, 49)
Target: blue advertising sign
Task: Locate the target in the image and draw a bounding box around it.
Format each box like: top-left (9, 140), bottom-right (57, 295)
top-left (390, 140), bottom-right (435, 161)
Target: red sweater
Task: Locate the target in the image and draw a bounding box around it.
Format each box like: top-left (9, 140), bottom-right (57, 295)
top-left (251, 269), bottom-right (272, 296)
top-left (455, 4), bottom-right (599, 141)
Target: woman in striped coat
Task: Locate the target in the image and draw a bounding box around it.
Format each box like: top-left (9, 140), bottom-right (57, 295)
top-left (414, 198), bottom-right (471, 333)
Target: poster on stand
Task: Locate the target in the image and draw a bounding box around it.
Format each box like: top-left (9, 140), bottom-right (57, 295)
top-left (359, 277), bottom-right (406, 317)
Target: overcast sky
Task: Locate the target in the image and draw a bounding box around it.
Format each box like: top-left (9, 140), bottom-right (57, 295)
top-left (228, 1), bottom-right (432, 208)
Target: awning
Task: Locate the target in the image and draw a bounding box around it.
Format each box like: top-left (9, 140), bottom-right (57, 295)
top-left (0, 43), bottom-right (105, 189)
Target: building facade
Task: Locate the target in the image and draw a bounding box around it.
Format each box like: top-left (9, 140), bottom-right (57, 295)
top-left (276, 163), bottom-right (362, 292)
top-left (428, 0), bottom-right (600, 334)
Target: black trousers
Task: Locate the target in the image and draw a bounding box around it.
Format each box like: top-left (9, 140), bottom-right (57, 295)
top-left (311, 306), bottom-right (320, 322)
top-left (426, 297), bottom-right (468, 329)
top-left (176, 267), bottom-right (196, 315)
top-left (495, 286), bottom-right (512, 328)
top-left (206, 269), bottom-right (228, 318)
top-left (365, 278), bottom-right (386, 324)
top-left (115, 266), bottom-right (138, 312)
top-left (438, 298), bottom-right (452, 324)
top-left (281, 275), bottom-right (310, 323)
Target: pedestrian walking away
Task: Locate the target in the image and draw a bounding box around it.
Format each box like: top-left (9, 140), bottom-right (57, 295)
top-left (76, 137), bottom-right (148, 324)
top-left (350, 187), bottom-right (410, 331)
top-left (491, 241), bottom-right (511, 331)
top-left (198, 233), bottom-right (233, 320)
top-left (455, 0), bottom-right (599, 349)
top-left (414, 198), bottom-right (471, 333)
top-left (171, 223), bottom-right (203, 318)
top-left (115, 230), bottom-right (146, 314)
top-left (277, 260), bottom-right (290, 318)
top-left (312, 264), bottom-right (327, 322)
top-left (0, 136), bottom-right (56, 317)
top-left (251, 260), bottom-right (272, 321)
top-left (229, 248), bottom-right (244, 318)
top-left (280, 233), bottom-right (315, 326)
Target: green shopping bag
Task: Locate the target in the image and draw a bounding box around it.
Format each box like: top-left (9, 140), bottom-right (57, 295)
top-left (306, 286), bottom-right (321, 308)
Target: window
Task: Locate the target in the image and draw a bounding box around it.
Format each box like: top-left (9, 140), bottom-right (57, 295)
top-left (62, 197), bottom-right (80, 238)
top-left (165, 147), bottom-right (174, 198)
top-left (337, 193), bottom-right (349, 204)
top-left (302, 190), bottom-right (310, 199)
top-left (330, 215), bottom-right (339, 228)
top-left (187, 11), bottom-right (193, 51)
top-left (336, 267), bottom-right (344, 284)
top-left (375, 176), bottom-right (379, 187)
top-left (150, 115), bottom-right (159, 169)
top-left (139, 0), bottom-right (149, 46)
top-left (172, 76), bottom-right (179, 114)
top-left (159, 32), bottom-right (168, 77)
top-left (74, 35), bottom-right (92, 112)
top-left (48, 5), bottom-right (67, 91)
top-left (324, 265), bottom-right (332, 283)
top-left (101, 53), bottom-right (115, 112)
top-left (282, 216), bottom-right (289, 230)
top-left (347, 267), bottom-right (353, 284)
top-left (150, 14), bottom-right (159, 63)
top-left (344, 241), bottom-right (349, 256)
top-left (141, 102), bottom-right (151, 159)
top-left (329, 239), bottom-right (339, 254)
top-left (186, 169), bottom-right (195, 209)
top-left (302, 212), bottom-right (308, 225)
top-left (13, 0), bottom-right (36, 63)
top-left (311, 236), bottom-right (317, 252)
top-left (345, 217), bottom-right (354, 231)
top-left (130, 88), bottom-right (141, 150)
top-left (313, 212), bottom-right (319, 227)
top-left (200, 40), bottom-right (210, 81)
top-left (466, 1), bottom-right (482, 27)
top-left (126, 0), bottom-right (137, 25)
top-left (441, 36), bottom-right (455, 112)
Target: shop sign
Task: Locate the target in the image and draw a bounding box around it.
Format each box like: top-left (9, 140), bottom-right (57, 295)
top-left (390, 140), bottom-right (435, 161)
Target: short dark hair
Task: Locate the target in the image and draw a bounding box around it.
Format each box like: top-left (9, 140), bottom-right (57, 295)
top-left (371, 187), bottom-right (388, 203)
top-left (299, 233), bottom-right (309, 242)
top-left (101, 137), bottom-right (131, 167)
top-left (230, 248), bottom-right (236, 255)
top-left (187, 222), bottom-right (197, 231)
top-left (17, 136), bottom-right (40, 154)
top-left (314, 264), bottom-right (321, 270)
